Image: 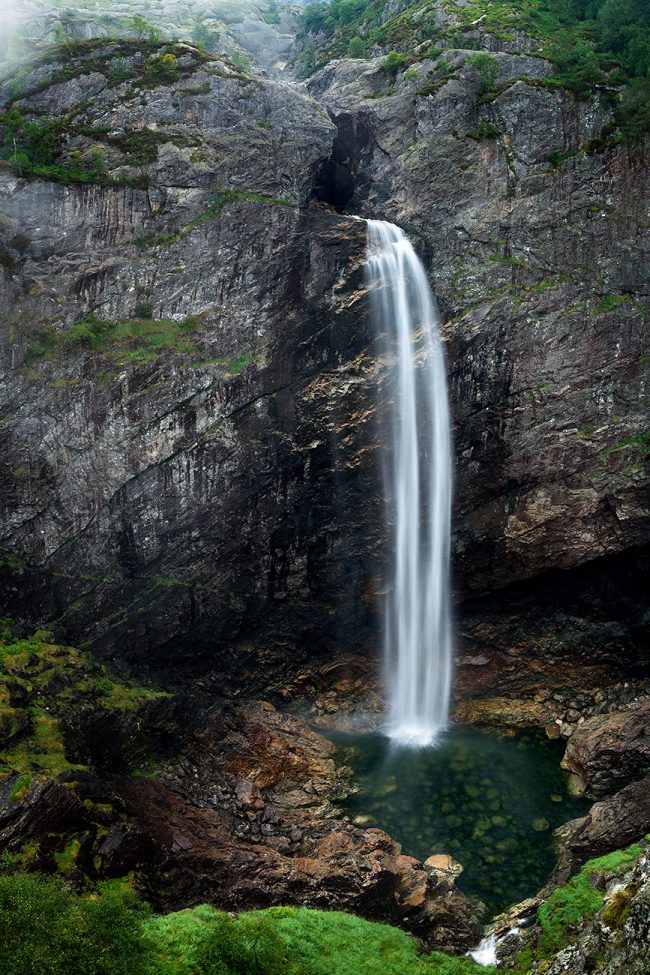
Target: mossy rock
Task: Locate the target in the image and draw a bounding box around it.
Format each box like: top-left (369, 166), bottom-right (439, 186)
top-left (0, 703), bottom-right (29, 744)
top-left (601, 887), bottom-right (634, 929)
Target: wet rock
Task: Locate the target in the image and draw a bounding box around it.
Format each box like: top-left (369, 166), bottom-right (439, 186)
top-left (0, 779), bottom-right (89, 851)
top-left (561, 698), bottom-right (650, 797)
top-left (424, 853), bottom-right (464, 879)
top-left (550, 777), bottom-right (650, 886)
top-left (453, 695), bottom-right (557, 728)
top-left (532, 817), bottom-right (550, 832)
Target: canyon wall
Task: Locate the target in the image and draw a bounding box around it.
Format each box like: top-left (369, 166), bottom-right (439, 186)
top-left (0, 23), bottom-right (648, 695)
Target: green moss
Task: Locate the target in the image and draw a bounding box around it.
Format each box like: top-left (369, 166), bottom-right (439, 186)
top-left (489, 253), bottom-right (529, 267)
top-left (2, 708), bottom-right (80, 778)
top-left (0, 622), bottom-right (170, 780)
top-left (594, 293), bottom-right (632, 313)
top-left (467, 121), bottom-right (501, 140)
top-left (602, 430), bottom-right (650, 460)
top-left (225, 352), bottom-right (253, 376)
top-left (510, 840), bottom-right (645, 971)
top-left (548, 147), bottom-right (581, 166)
top-left (537, 865), bottom-right (604, 955)
top-left (601, 888), bottom-right (634, 928)
top-left (24, 314), bottom-right (202, 369)
top-left (102, 683), bottom-right (170, 712)
top-left (8, 773), bottom-right (32, 803)
top-left (53, 837), bottom-right (81, 874)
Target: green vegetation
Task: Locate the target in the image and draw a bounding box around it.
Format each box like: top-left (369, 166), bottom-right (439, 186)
top-left (383, 51), bottom-right (407, 75)
top-left (0, 109), bottom-right (112, 185)
top-left (0, 623), bottom-right (168, 781)
top-left (0, 108), bottom-right (174, 188)
top-left (348, 35), bottom-right (367, 57)
top-left (225, 353), bottom-right (254, 376)
top-left (594, 292), bottom-right (635, 312)
top-left (467, 121), bottom-right (501, 140)
top-left (537, 844), bottom-right (643, 952)
top-left (264, 1), bottom-right (282, 26)
top-left (231, 49), bottom-right (252, 73)
top-left (299, 0), bottom-right (650, 135)
top-left (0, 39), bottom-right (216, 187)
top-left (0, 874), bottom-right (493, 975)
top-left (24, 314), bottom-right (202, 368)
top-left (507, 842), bottom-right (645, 972)
top-left (0, 846), bottom-right (646, 975)
top-left (127, 15), bottom-right (162, 44)
top-left (468, 52), bottom-right (500, 96)
top-left (602, 429), bottom-right (650, 462)
top-left (191, 23), bottom-right (221, 53)
top-left (0, 874), bottom-right (150, 975)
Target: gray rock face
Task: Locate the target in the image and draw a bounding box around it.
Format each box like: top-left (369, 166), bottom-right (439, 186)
top-left (0, 29), bottom-right (648, 689)
top-left (1, 0), bottom-right (300, 75)
top-left (0, 40), bottom-right (383, 677)
top-left (307, 49), bottom-right (649, 678)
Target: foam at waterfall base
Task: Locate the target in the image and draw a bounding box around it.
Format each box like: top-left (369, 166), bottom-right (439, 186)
top-left (386, 721), bottom-right (445, 748)
top-left (468, 934), bottom-right (498, 966)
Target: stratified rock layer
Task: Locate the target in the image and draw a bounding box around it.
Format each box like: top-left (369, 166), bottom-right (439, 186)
top-left (1, 36), bottom-right (647, 694)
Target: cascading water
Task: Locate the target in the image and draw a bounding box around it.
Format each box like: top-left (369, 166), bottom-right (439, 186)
top-left (365, 219), bottom-right (453, 748)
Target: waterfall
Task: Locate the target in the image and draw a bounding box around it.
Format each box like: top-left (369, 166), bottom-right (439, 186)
top-left (365, 219), bottom-right (453, 748)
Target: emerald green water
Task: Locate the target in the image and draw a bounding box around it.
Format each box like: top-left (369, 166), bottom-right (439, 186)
top-left (330, 726), bottom-right (590, 915)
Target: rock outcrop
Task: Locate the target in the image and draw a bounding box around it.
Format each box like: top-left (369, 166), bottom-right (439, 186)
top-left (495, 840), bottom-right (650, 974)
top-left (550, 777), bottom-right (650, 886)
top-left (0, 686), bottom-right (483, 948)
top-left (561, 697), bottom-right (650, 797)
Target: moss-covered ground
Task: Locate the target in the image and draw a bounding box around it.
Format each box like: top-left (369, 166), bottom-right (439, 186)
top-left (0, 838), bottom-right (647, 974)
top-left (0, 621), bottom-right (169, 781)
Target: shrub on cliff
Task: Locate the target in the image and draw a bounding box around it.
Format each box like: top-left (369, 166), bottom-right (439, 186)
top-left (382, 51), bottom-right (407, 75)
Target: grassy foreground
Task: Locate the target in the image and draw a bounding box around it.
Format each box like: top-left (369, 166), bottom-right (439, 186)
top-left (0, 840), bottom-right (646, 975)
top-left (0, 874), bottom-right (488, 975)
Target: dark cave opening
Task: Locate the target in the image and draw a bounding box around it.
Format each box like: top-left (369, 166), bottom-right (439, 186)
top-left (312, 111), bottom-right (374, 210)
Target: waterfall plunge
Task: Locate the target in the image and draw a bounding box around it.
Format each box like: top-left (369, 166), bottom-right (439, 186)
top-left (366, 220), bottom-right (453, 748)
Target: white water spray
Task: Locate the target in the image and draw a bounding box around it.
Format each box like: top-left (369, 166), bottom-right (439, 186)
top-left (366, 220), bottom-right (453, 748)
top-left (468, 934), bottom-right (498, 967)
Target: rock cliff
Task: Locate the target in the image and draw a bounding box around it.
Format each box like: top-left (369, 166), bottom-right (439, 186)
top-left (0, 25), bottom-right (647, 695)
top-left (0, 0), bottom-right (649, 949)
top-left (307, 49), bottom-right (649, 694)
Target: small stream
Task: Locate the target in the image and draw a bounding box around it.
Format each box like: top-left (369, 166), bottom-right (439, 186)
top-left (329, 725), bottom-right (590, 915)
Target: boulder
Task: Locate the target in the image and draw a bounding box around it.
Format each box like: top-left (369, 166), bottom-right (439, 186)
top-left (561, 698), bottom-right (650, 796)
